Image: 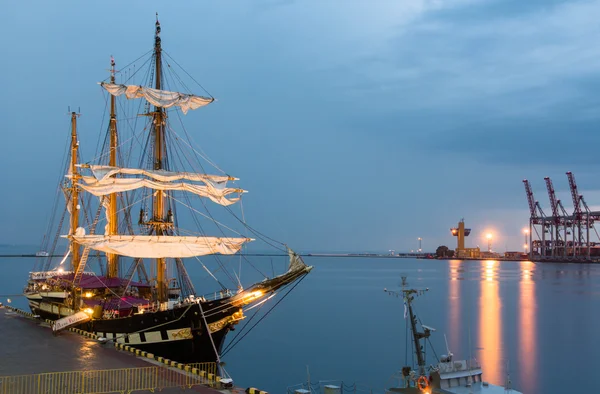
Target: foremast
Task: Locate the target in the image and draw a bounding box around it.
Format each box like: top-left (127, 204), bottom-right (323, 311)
top-left (152, 15), bottom-right (168, 303)
top-left (107, 56), bottom-right (119, 278)
top-left (70, 111), bottom-right (81, 273)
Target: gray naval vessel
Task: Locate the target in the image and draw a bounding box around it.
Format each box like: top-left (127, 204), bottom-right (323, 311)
top-left (385, 277), bottom-right (523, 394)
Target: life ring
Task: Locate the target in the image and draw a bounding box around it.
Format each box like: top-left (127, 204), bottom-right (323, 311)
top-left (417, 375), bottom-right (429, 391)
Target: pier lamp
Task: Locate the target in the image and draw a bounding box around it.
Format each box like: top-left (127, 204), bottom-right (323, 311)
top-left (523, 228), bottom-right (529, 253)
top-left (486, 233), bottom-right (493, 252)
top-left (418, 237), bottom-right (422, 252)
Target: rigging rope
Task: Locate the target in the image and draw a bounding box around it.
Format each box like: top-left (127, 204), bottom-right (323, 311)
top-left (166, 129), bottom-right (254, 284)
top-left (165, 135), bottom-right (239, 286)
top-left (39, 120), bottom-right (75, 271)
top-left (166, 195), bottom-right (244, 237)
top-left (169, 117), bottom-right (225, 174)
top-left (98, 49), bottom-right (154, 85)
top-left (221, 275), bottom-right (307, 356)
top-left (225, 205), bottom-right (287, 252)
top-left (220, 296), bottom-right (268, 355)
top-left (163, 50), bottom-right (214, 98)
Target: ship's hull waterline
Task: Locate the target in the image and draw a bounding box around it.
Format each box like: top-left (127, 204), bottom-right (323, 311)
top-left (28, 297), bottom-right (241, 364)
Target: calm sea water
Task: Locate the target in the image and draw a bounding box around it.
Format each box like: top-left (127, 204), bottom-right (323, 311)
top-left (1, 247), bottom-right (598, 394)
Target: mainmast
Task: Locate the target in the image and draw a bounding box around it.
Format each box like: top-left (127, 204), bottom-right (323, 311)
top-left (107, 56), bottom-right (119, 278)
top-left (70, 111), bottom-right (81, 273)
top-left (152, 15), bottom-right (167, 303)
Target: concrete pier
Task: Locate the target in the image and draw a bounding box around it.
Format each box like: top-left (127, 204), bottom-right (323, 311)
top-left (0, 306), bottom-right (245, 393)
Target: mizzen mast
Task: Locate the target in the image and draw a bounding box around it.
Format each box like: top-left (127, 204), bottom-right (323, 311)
top-left (107, 56), bottom-right (119, 278)
top-left (70, 111), bottom-right (81, 273)
top-left (152, 15), bottom-right (168, 303)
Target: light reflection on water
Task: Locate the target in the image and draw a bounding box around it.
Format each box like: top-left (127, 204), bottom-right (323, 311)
top-left (447, 260), bottom-right (462, 354)
top-left (518, 260), bottom-right (536, 394)
top-left (479, 260), bottom-right (503, 384)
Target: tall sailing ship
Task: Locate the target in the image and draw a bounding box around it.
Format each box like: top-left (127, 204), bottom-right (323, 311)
top-left (24, 17), bottom-right (312, 364)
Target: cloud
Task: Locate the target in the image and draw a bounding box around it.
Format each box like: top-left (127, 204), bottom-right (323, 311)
top-left (299, 0), bottom-right (600, 173)
top-left (321, 0), bottom-right (600, 116)
top-left (254, 0), bottom-right (487, 70)
top-left (429, 116), bottom-right (600, 167)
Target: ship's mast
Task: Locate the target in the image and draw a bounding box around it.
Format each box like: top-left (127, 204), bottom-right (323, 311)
top-left (107, 56), bottom-right (119, 278)
top-left (70, 111), bottom-right (81, 273)
top-left (385, 279), bottom-right (432, 382)
top-left (153, 15), bottom-right (167, 303)
top-left (405, 289), bottom-right (429, 376)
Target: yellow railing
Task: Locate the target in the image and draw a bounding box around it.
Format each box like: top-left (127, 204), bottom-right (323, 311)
top-left (186, 362), bottom-right (218, 379)
top-left (0, 364), bottom-right (219, 394)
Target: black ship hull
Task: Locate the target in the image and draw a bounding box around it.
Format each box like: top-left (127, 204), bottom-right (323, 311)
top-left (29, 298), bottom-right (241, 364)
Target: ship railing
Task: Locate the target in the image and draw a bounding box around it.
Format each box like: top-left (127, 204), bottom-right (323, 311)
top-left (287, 380), bottom-right (378, 394)
top-left (0, 364), bottom-right (219, 394)
top-left (29, 270), bottom-right (75, 280)
top-left (437, 358), bottom-right (481, 374)
top-left (467, 358), bottom-right (481, 370)
top-left (202, 289), bottom-right (234, 301)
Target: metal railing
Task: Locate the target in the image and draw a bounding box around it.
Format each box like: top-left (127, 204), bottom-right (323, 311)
top-left (186, 362), bottom-right (218, 378)
top-left (287, 380), bottom-right (376, 394)
top-left (0, 364), bottom-right (218, 394)
top-left (437, 358), bottom-right (481, 374)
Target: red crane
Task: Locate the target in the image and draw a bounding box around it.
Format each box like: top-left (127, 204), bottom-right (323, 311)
top-left (566, 172), bottom-right (581, 217)
top-left (544, 177), bottom-right (560, 219)
top-left (544, 177), bottom-right (563, 256)
top-left (523, 179), bottom-right (537, 219)
top-left (566, 171), bottom-right (589, 257)
top-left (523, 179), bottom-right (544, 224)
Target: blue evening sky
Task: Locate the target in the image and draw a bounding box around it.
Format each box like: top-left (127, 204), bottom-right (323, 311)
top-left (3, 0), bottom-right (600, 253)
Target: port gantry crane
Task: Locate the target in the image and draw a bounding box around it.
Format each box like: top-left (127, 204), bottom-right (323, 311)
top-left (578, 195), bottom-right (600, 258)
top-left (523, 179), bottom-right (547, 258)
top-left (566, 171), bottom-right (600, 259)
top-left (566, 171), bottom-right (585, 258)
top-left (524, 173), bottom-right (600, 261)
top-left (544, 177), bottom-right (570, 259)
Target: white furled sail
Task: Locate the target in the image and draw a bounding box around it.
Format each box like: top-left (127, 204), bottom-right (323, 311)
top-left (88, 165), bottom-right (236, 184)
top-left (101, 83), bottom-right (213, 114)
top-left (79, 177), bottom-right (244, 206)
top-left (69, 235), bottom-right (253, 258)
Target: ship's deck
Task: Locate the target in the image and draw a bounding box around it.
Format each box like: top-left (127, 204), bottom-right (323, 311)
top-left (388, 381), bottom-right (523, 394)
top-left (0, 306), bottom-right (242, 393)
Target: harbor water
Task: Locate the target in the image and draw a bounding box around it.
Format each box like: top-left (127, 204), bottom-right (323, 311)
top-left (1, 246), bottom-right (597, 394)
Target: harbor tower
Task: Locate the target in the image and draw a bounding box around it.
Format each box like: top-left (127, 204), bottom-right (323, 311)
top-left (451, 219), bottom-right (480, 258)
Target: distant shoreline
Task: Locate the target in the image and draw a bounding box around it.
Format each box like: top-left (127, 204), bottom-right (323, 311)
top-left (3, 253), bottom-right (590, 263)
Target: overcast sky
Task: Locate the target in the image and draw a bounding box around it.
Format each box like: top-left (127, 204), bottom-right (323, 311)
top-left (3, 0), bottom-right (600, 252)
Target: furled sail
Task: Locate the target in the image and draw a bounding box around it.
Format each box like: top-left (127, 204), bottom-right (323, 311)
top-left (79, 177), bottom-right (244, 206)
top-left (75, 165), bottom-right (245, 206)
top-left (100, 82), bottom-right (213, 114)
top-left (88, 165), bottom-right (236, 184)
top-left (69, 235), bottom-right (253, 258)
